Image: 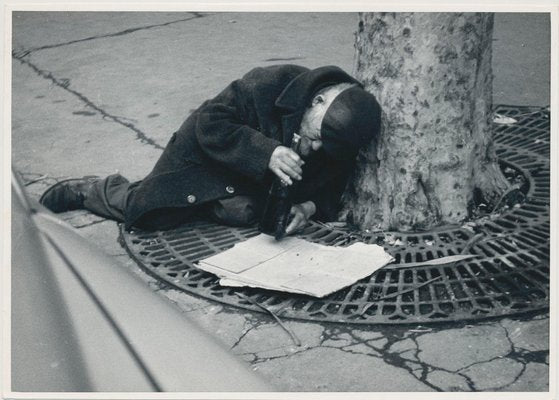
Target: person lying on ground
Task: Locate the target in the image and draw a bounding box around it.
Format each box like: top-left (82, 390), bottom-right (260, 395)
top-left (40, 64), bottom-right (381, 234)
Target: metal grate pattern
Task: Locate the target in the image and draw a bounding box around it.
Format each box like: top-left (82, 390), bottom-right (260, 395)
top-left (120, 105), bottom-right (550, 324)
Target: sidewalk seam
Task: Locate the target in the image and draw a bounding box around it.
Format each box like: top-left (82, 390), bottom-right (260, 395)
top-left (12, 53), bottom-right (165, 151)
top-left (12, 12), bottom-right (207, 57)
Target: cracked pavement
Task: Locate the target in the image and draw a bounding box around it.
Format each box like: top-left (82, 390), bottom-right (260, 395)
top-left (11, 11), bottom-right (551, 392)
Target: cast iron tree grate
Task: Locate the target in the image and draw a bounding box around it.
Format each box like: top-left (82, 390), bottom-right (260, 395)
top-left (120, 105), bottom-right (550, 324)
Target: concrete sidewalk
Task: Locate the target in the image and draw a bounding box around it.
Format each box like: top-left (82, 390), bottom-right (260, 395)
top-left (11, 11), bottom-right (551, 392)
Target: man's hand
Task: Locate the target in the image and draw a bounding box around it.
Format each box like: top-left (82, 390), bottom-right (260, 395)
top-left (286, 201), bottom-right (316, 235)
top-left (268, 146), bottom-right (304, 185)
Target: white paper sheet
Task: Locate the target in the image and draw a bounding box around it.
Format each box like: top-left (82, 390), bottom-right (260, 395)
top-left (195, 234), bottom-right (394, 298)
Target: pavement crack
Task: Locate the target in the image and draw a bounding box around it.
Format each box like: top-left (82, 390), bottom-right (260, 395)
top-left (13, 13), bottom-right (208, 56)
top-left (497, 321), bottom-right (548, 365)
top-left (378, 334), bottom-right (445, 392)
top-left (178, 303), bottom-right (215, 314)
top-left (73, 219), bottom-right (107, 229)
top-left (13, 53), bottom-right (164, 150)
top-left (493, 320), bottom-right (547, 389)
top-left (230, 324), bottom-right (256, 350)
top-left (23, 173), bottom-right (49, 186)
top-left (247, 346), bottom-right (307, 365)
top-left (455, 371), bottom-right (478, 391)
top-left (510, 348), bottom-right (548, 364)
top-left (456, 354), bottom-right (509, 373)
top-left (321, 327), bottom-right (449, 391)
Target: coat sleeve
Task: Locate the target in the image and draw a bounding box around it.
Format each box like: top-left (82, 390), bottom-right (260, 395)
top-left (194, 77), bottom-right (281, 181)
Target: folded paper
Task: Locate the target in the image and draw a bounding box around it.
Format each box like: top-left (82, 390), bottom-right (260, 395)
top-left (195, 234), bottom-right (394, 298)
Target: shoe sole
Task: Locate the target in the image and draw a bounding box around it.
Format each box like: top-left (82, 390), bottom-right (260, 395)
top-left (39, 175), bottom-right (99, 206)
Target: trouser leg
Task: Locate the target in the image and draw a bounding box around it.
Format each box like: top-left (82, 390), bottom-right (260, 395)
top-left (83, 174), bottom-right (136, 222)
top-left (84, 174), bottom-right (262, 230)
top-left (135, 195), bottom-right (262, 231)
top-left (83, 174), bottom-right (206, 230)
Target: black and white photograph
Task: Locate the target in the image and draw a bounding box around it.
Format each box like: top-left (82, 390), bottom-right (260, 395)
top-left (5, 1), bottom-right (556, 396)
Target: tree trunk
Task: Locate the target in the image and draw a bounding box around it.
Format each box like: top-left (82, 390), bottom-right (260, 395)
top-left (342, 12), bottom-right (510, 232)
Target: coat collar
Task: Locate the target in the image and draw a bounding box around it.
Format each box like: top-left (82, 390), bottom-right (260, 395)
top-left (275, 66), bottom-right (361, 146)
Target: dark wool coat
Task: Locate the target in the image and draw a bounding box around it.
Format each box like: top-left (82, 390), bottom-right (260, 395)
top-left (124, 64), bottom-right (360, 229)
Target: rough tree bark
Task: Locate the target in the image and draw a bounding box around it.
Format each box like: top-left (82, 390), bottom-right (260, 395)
top-left (341, 12), bottom-right (510, 232)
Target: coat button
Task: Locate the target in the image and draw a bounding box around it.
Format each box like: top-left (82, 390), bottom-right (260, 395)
top-left (226, 186), bottom-right (235, 194)
top-left (186, 194), bottom-right (197, 204)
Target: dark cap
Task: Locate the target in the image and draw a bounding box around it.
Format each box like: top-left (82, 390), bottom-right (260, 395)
top-left (320, 86), bottom-right (381, 160)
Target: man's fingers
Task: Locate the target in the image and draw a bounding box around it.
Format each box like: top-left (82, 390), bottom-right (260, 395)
top-left (281, 157), bottom-right (303, 174)
top-left (286, 151), bottom-right (304, 166)
top-left (273, 168), bottom-right (292, 185)
top-left (279, 162), bottom-right (302, 181)
top-left (268, 147), bottom-right (305, 185)
top-left (286, 213), bottom-right (303, 235)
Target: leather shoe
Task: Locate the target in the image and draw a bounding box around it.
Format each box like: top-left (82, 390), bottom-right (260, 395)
top-left (40, 176), bottom-right (99, 213)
